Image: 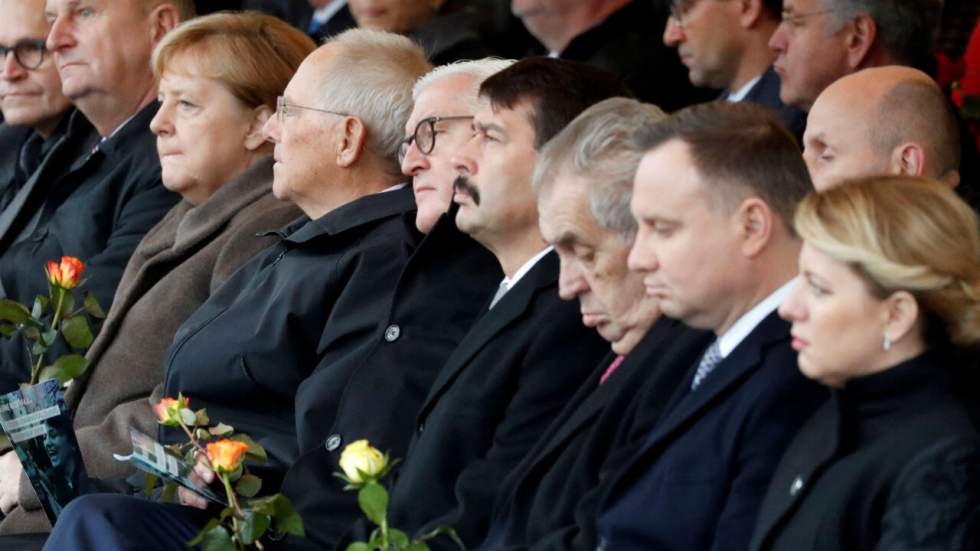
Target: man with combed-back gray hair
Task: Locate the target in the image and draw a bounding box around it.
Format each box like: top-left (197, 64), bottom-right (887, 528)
top-left (41, 29), bottom-right (434, 551)
top-left (476, 98), bottom-right (714, 551)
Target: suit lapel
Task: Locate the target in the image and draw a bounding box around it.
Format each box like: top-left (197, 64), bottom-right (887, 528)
top-left (418, 251), bottom-right (558, 419)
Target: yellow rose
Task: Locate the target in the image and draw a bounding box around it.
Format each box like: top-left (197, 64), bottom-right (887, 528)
top-left (207, 439), bottom-right (250, 474)
top-left (154, 396), bottom-right (190, 427)
top-left (339, 439), bottom-right (385, 483)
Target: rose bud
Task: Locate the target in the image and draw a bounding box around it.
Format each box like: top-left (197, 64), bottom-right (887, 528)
top-left (154, 396), bottom-right (189, 426)
top-left (207, 439), bottom-right (250, 474)
top-left (339, 439), bottom-right (386, 483)
top-left (46, 256), bottom-right (85, 289)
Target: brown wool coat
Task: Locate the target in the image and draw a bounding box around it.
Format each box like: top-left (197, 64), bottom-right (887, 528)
top-left (0, 157), bottom-right (300, 534)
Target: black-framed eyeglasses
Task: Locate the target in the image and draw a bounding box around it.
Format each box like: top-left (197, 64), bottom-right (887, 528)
top-left (275, 96), bottom-right (349, 125)
top-left (397, 115), bottom-right (473, 165)
top-left (0, 39), bottom-right (46, 71)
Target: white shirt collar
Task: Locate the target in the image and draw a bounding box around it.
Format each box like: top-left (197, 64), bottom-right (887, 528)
top-left (499, 246), bottom-right (554, 296)
top-left (381, 182), bottom-right (407, 193)
top-left (716, 278), bottom-right (795, 358)
top-left (312, 0), bottom-right (348, 25)
top-left (725, 72), bottom-right (763, 103)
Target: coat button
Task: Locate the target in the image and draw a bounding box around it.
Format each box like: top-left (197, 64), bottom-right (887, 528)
top-left (325, 434), bottom-right (342, 452)
top-left (789, 475), bottom-right (804, 496)
top-left (384, 324), bottom-right (401, 342)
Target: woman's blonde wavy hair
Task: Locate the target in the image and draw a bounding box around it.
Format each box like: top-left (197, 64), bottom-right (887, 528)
top-left (795, 176), bottom-right (980, 347)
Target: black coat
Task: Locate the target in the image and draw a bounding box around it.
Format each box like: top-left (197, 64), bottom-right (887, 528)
top-left (159, 186), bottom-right (421, 472)
top-left (276, 208), bottom-right (502, 550)
top-left (534, 0), bottom-right (716, 111)
top-left (0, 123), bottom-right (32, 212)
top-left (410, 0), bottom-right (497, 65)
top-left (749, 349), bottom-right (980, 551)
top-left (736, 65), bottom-right (807, 144)
top-left (481, 317), bottom-right (714, 551)
top-left (0, 105), bottom-right (179, 390)
top-left (370, 251), bottom-right (609, 549)
top-left (596, 311), bottom-right (826, 551)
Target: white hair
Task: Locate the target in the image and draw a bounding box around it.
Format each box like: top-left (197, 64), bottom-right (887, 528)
top-left (412, 58), bottom-right (516, 111)
top-left (316, 29), bottom-right (432, 171)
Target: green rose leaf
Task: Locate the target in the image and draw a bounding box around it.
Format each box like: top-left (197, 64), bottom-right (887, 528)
top-left (0, 322), bottom-right (15, 337)
top-left (60, 292), bottom-right (76, 317)
top-left (346, 543), bottom-right (372, 551)
top-left (40, 328), bottom-right (58, 347)
top-left (179, 408), bottom-right (197, 427)
top-left (0, 299), bottom-right (29, 324)
top-left (84, 291), bottom-right (106, 319)
top-left (406, 542), bottom-right (431, 551)
top-left (231, 433), bottom-right (267, 462)
top-left (272, 494), bottom-right (305, 536)
top-left (189, 520), bottom-right (237, 551)
top-left (389, 528), bottom-right (409, 547)
top-left (23, 326), bottom-right (40, 340)
top-left (209, 423), bottom-right (234, 437)
top-left (239, 510), bottom-right (271, 545)
top-left (61, 315), bottom-right (94, 350)
top-left (358, 481), bottom-right (388, 527)
top-left (38, 355), bottom-right (89, 384)
top-left (143, 473), bottom-right (158, 497)
top-left (194, 408), bottom-right (210, 426)
top-left (235, 473), bottom-right (262, 498)
top-left (161, 481), bottom-right (178, 503)
top-left (30, 296), bottom-right (48, 320)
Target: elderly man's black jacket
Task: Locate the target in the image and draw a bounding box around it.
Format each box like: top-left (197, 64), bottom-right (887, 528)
top-left (159, 186), bottom-right (421, 473)
top-left (274, 207), bottom-right (502, 550)
top-left (0, 105), bottom-right (179, 391)
top-left (0, 123), bottom-right (33, 212)
top-left (480, 317), bottom-right (714, 551)
top-left (337, 251), bottom-right (608, 550)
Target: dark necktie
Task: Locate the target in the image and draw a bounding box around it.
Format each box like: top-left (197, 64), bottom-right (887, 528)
top-left (690, 341), bottom-right (722, 390)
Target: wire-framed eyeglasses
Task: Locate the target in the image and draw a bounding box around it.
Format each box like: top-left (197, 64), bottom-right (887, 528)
top-left (276, 96), bottom-right (350, 125)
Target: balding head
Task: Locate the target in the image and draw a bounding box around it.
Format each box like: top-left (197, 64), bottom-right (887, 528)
top-left (803, 66), bottom-right (961, 190)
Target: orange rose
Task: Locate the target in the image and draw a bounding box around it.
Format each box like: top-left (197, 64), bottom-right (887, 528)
top-left (45, 256), bottom-right (85, 289)
top-left (154, 396), bottom-right (190, 426)
top-left (207, 439), bottom-right (250, 474)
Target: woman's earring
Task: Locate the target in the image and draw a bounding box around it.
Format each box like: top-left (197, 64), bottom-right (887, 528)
top-left (882, 334), bottom-right (892, 352)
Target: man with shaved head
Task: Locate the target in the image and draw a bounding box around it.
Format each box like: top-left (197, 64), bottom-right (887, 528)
top-left (804, 66), bottom-right (962, 190)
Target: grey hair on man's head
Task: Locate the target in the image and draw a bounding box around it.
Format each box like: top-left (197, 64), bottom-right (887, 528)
top-left (819, 0), bottom-right (942, 68)
top-left (315, 29), bottom-right (432, 172)
top-left (413, 58), bottom-right (516, 111)
top-left (533, 97), bottom-right (667, 238)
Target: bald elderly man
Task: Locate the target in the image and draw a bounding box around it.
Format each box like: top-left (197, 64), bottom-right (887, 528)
top-left (803, 66), bottom-right (967, 194)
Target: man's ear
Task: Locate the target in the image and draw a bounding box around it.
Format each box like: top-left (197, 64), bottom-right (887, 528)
top-left (244, 105), bottom-right (274, 151)
top-left (888, 142), bottom-right (927, 177)
top-left (149, 3), bottom-right (182, 44)
top-left (335, 116), bottom-right (367, 168)
top-left (738, 0), bottom-right (765, 29)
top-left (844, 14), bottom-right (877, 69)
top-left (736, 197), bottom-right (773, 258)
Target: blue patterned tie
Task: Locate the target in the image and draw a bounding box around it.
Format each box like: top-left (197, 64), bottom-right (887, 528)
top-left (691, 341), bottom-right (722, 390)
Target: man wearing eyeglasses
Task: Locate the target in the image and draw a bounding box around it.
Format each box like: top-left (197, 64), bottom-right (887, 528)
top-left (0, 0), bottom-right (71, 238)
top-left (662, 0), bottom-right (806, 140)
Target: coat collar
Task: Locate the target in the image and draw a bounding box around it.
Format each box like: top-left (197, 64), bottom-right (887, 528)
top-left (418, 250), bottom-right (559, 418)
top-left (279, 185), bottom-right (416, 245)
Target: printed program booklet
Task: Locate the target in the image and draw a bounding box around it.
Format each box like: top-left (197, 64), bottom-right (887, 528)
top-left (0, 379), bottom-right (93, 522)
top-left (113, 428), bottom-right (227, 506)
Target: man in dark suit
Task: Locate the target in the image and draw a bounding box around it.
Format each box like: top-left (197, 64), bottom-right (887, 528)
top-left (0, 0), bottom-right (198, 389)
top-left (594, 102), bottom-right (826, 550)
top-left (477, 97), bottom-right (714, 551)
top-left (0, 0), bottom-right (72, 213)
top-left (662, 0), bottom-right (805, 139)
top-left (513, 0), bottom-right (714, 111)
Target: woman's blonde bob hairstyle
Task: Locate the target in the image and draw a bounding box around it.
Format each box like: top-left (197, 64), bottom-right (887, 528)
top-left (151, 11), bottom-right (316, 110)
top-left (794, 176), bottom-right (980, 348)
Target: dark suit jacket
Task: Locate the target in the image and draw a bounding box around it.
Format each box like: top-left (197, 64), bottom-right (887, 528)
top-left (537, 0), bottom-right (716, 111)
top-left (361, 251), bottom-right (608, 550)
top-left (596, 311), bottom-right (826, 551)
top-left (410, 0), bottom-right (497, 65)
top-left (275, 208), bottom-right (502, 550)
top-left (482, 317), bottom-right (714, 551)
top-left (738, 65), bottom-right (807, 143)
top-left (0, 105), bottom-right (179, 391)
top-left (749, 350), bottom-right (980, 551)
top-left (0, 124), bottom-right (32, 212)
top-left (159, 186), bottom-right (421, 473)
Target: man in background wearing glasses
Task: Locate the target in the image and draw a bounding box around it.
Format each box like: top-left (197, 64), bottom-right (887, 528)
top-left (0, 0), bottom-right (71, 247)
top-left (663, 0), bottom-right (805, 140)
